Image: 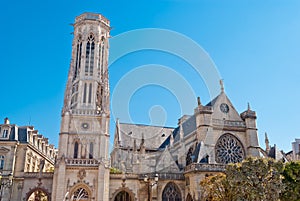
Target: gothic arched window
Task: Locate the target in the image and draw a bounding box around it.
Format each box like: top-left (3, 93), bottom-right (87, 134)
top-left (114, 190), bottom-right (133, 201)
top-left (89, 142), bottom-right (93, 159)
top-left (215, 133), bottom-right (245, 164)
top-left (186, 193), bottom-right (193, 201)
top-left (88, 83), bottom-right (92, 104)
top-left (74, 142), bottom-right (79, 159)
top-left (83, 83), bottom-right (87, 103)
top-left (162, 182), bottom-right (182, 201)
top-left (85, 34), bottom-right (95, 76)
top-left (70, 82), bottom-right (79, 109)
top-left (100, 36), bottom-right (105, 71)
top-left (71, 187), bottom-right (89, 200)
top-left (186, 146), bottom-right (194, 166)
top-left (73, 35), bottom-right (82, 81)
top-left (26, 188), bottom-right (50, 201)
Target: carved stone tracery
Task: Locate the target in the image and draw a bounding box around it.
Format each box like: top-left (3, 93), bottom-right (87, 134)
top-left (215, 133), bottom-right (245, 164)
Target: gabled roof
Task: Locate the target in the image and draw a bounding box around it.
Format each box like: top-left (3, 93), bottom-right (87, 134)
top-left (155, 148), bottom-right (180, 173)
top-left (206, 91), bottom-right (243, 122)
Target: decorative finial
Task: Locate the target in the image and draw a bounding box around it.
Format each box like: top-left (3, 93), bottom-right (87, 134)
top-left (220, 79), bottom-right (224, 93)
top-left (265, 132), bottom-right (270, 153)
top-left (265, 132), bottom-right (269, 141)
top-left (247, 102), bottom-right (251, 111)
top-left (197, 97), bottom-right (201, 106)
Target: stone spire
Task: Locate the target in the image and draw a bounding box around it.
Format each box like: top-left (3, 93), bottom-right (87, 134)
top-left (220, 79), bottom-right (224, 93)
top-left (265, 132), bottom-right (270, 153)
top-left (170, 132), bottom-right (174, 147)
top-left (180, 124), bottom-right (184, 140)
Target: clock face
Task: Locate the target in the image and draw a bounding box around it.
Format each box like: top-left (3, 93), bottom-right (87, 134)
top-left (81, 123), bottom-right (89, 130)
top-left (220, 103), bottom-right (229, 113)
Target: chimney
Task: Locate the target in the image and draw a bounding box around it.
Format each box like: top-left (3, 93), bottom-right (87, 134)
top-left (4, 117), bottom-right (9, 125)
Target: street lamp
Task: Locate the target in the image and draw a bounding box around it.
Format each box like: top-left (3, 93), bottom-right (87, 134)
top-left (144, 174), bottom-right (158, 201)
top-left (0, 172), bottom-right (13, 201)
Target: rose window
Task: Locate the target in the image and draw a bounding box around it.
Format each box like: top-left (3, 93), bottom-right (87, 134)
top-left (215, 134), bottom-right (245, 164)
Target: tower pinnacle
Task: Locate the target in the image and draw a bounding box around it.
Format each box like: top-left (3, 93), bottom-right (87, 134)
top-left (220, 79), bottom-right (224, 93)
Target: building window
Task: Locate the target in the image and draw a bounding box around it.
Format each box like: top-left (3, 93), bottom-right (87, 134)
top-left (100, 37), bottom-right (105, 70)
top-left (73, 36), bottom-right (82, 81)
top-left (162, 182), bottom-right (182, 201)
top-left (89, 142), bottom-right (93, 159)
top-left (186, 194), bottom-right (193, 201)
top-left (72, 187), bottom-right (89, 200)
top-left (0, 156), bottom-right (4, 170)
top-left (88, 83), bottom-right (92, 104)
top-left (74, 142), bottom-right (79, 159)
top-left (114, 191), bottom-right (133, 201)
top-left (83, 83), bottom-right (87, 103)
top-left (186, 146), bottom-right (194, 166)
top-left (215, 133), bottom-right (245, 164)
top-left (71, 82), bottom-right (79, 109)
top-left (2, 129), bottom-right (8, 138)
top-left (85, 34), bottom-right (95, 76)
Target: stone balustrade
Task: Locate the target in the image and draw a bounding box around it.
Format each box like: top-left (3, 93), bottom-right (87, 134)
top-left (212, 119), bottom-right (246, 128)
top-left (66, 159), bottom-right (99, 166)
top-left (138, 173), bottom-right (184, 180)
top-left (75, 13), bottom-right (110, 26)
top-left (24, 172), bottom-right (54, 178)
top-left (184, 163), bottom-right (226, 173)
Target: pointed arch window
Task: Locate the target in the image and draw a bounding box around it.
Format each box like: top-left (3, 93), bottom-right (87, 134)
top-left (89, 142), bottom-right (93, 159)
top-left (88, 83), bottom-right (92, 104)
top-left (83, 83), bottom-right (87, 103)
top-left (73, 36), bottom-right (82, 81)
top-left (101, 37), bottom-right (105, 69)
top-left (71, 82), bottom-right (79, 109)
top-left (85, 34), bottom-right (95, 76)
top-left (162, 182), bottom-right (182, 201)
top-left (186, 194), bottom-right (193, 201)
top-left (72, 187), bottom-right (89, 200)
top-left (74, 142), bottom-right (79, 159)
top-left (186, 146), bottom-right (194, 166)
top-left (114, 191), bottom-right (133, 201)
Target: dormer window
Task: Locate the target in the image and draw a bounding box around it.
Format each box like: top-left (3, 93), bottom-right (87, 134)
top-left (2, 129), bottom-right (8, 138)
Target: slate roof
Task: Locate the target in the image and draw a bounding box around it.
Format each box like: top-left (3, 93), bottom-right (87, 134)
top-left (118, 123), bottom-right (174, 150)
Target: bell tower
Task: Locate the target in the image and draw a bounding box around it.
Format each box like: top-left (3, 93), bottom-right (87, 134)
top-left (52, 12), bottom-right (110, 201)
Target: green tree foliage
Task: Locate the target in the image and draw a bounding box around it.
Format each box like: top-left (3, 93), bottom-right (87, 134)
top-left (110, 167), bottom-right (122, 174)
top-left (281, 161), bottom-right (300, 201)
top-left (200, 157), bottom-right (285, 201)
top-left (200, 173), bottom-right (238, 201)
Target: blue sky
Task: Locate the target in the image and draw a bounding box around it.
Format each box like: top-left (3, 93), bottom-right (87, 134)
top-left (0, 0), bottom-right (300, 152)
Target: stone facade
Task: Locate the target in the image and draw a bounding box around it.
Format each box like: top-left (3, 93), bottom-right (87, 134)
top-left (52, 12), bottom-right (111, 201)
top-left (285, 138), bottom-right (300, 161)
top-left (0, 117), bottom-right (56, 201)
top-left (1, 12), bottom-right (263, 201)
top-left (110, 87), bottom-right (260, 200)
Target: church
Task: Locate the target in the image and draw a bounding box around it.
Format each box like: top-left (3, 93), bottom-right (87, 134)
top-left (0, 12), bottom-right (261, 201)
